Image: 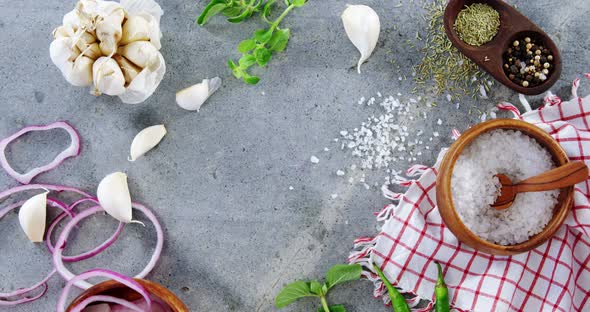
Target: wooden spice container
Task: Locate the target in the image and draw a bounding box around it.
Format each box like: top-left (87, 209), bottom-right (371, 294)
top-left (443, 0), bottom-right (562, 95)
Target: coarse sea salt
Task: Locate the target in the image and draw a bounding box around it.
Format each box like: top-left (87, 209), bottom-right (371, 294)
top-left (451, 129), bottom-right (558, 245)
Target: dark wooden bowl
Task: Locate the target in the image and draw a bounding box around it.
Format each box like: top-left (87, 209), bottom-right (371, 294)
top-left (436, 119), bottom-right (574, 255)
top-left (443, 0), bottom-right (562, 95)
top-left (66, 279), bottom-right (189, 312)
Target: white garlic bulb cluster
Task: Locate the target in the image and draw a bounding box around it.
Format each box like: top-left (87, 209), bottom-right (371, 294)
top-left (50, 0), bottom-right (165, 104)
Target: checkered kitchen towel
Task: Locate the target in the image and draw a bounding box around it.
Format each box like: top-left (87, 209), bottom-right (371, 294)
top-left (349, 75), bottom-right (590, 312)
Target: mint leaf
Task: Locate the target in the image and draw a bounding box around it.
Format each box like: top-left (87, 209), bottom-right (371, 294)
top-left (326, 264), bottom-right (362, 289)
top-left (275, 281), bottom-right (316, 308)
top-left (254, 47), bottom-right (272, 66)
top-left (197, 0), bottom-right (228, 25)
top-left (254, 28), bottom-right (274, 44)
top-left (222, 6), bottom-right (242, 17)
top-left (238, 39), bottom-right (257, 53)
top-left (291, 0), bottom-right (306, 7)
top-left (317, 304), bottom-right (347, 312)
top-left (243, 75), bottom-right (260, 85)
top-left (310, 281), bottom-right (323, 295)
top-left (239, 54), bottom-right (256, 68)
top-left (268, 28), bottom-right (290, 52)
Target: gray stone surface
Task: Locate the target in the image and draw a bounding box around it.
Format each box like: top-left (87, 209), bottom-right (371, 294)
top-left (0, 0), bottom-right (589, 311)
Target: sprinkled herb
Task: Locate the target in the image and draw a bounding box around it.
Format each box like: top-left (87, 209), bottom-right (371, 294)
top-left (454, 3), bottom-right (500, 46)
top-left (413, 0), bottom-right (491, 99)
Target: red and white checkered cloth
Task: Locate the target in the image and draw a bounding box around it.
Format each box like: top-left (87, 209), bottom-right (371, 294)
top-left (350, 74), bottom-right (590, 312)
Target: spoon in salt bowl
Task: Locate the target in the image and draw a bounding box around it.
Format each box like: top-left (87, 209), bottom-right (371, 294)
top-left (491, 161), bottom-right (589, 210)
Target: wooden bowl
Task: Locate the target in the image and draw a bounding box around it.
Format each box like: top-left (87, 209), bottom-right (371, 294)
top-left (436, 119), bottom-right (574, 255)
top-left (443, 0), bottom-right (562, 95)
top-left (66, 279), bottom-right (189, 312)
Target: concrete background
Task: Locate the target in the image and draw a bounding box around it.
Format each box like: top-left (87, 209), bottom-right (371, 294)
top-left (0, 0), bottom-right (588, 311)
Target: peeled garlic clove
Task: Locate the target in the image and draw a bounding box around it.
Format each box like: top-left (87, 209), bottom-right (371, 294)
top-left (129, 125), bottom-right (167, 161)
top-left (97, 172), bottom-right (133, 223)
top-left (96, 10), bottom-right (125, 56)
top-left (118, 41), bottom-right (159, 68)
top-left (93, 57), bottom-right (126, 96)
top-left (341, 5), bottom-right (380, 74)
top-left (121, 15), bottom-right (150, 45)
top-left (176, 77), bottom-right (222, 111)
top-left (67, 56), bottom-right (94, 87)
top-left (18, 192), bottom-right (48, 243)
top-left (113, 54), bottom-right (142, 84)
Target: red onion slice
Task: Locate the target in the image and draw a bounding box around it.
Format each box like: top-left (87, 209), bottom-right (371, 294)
top-left (0, 184), bottom-right (92, 204)
top-left (0, 121), bottom-right (81, 184)
top-left (57, 269), bottom-right (151, 312)
top-left (53, 203), bottom-right (163, 289)
top-left (0, 282), bottom-right (48, 306)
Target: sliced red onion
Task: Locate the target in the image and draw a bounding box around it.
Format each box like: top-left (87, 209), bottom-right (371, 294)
top-left (0, 184), bottom-right (92, 204)
top-left (0, 121), bottom-right (81, 184)
top-left (71, 295), bottom-right (144, 312)
top-left (53, 203), bottom-right (163, 289)
top-left (0, 269), bottom-right (54, 306)
top-left (57, 269), bottom-right (151, 312)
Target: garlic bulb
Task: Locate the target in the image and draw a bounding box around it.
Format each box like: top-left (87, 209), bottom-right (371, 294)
top-left (18, 192), bottom-right (48, 243)
top-left (129, 125), bottom-right (167, 161)
top-left (93, 57), bottom-right (126, 95)
top-left (118, 41), bottom-right (159, 69)
top-left (341, 5), bottom-right (380, 74)
top-left (97, 172), bottom-right (133, 223)
top-left (176, 77), bottom-right (222, 111)
top-left (49, 0), bottom-right (165, 104)
top-left (113, 54), bottom-right (142, 83)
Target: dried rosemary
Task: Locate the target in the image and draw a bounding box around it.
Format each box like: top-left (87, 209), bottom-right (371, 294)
top-left (454, 3), bottom-right (500, 46)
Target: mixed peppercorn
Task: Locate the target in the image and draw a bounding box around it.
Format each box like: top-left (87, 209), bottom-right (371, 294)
top-left (503, 36), bottom-right (554, 88)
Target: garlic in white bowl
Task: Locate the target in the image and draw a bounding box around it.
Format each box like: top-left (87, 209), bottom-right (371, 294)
top-left (49, 0), bottom-right (165, 104)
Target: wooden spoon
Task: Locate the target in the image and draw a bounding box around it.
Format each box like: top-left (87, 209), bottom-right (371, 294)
top-left (491, 162), bottom-right (588, 210)
top-left (443, 0), bottom-right (562, 95)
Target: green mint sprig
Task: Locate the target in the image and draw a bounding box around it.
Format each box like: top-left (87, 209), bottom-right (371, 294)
top-left (197, 0), bottom-right (264, 25)
top-left (275, 264), bottom-right (362, 312)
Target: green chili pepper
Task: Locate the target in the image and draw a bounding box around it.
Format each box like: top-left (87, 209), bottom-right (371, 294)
top-left (434, 262), bottom-right (450, 312)
top-left (372, 264), bottom-right (410, 312)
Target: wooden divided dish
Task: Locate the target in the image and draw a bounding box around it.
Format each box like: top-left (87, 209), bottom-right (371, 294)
top-left (66, 279), bottom-right (189, 312)
top-left (443, 0), bottom-right (562, 95)
top-left (436, 119), bottom-right (574, 255)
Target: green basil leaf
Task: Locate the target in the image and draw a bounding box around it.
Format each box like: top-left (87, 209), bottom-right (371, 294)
top-left (309, 281), bottom-right (323, 295)
top-left (275, 281), bottom-right (316, 308)
top-left (317, 304), bottom-right (347, 312)
top-left (227, 8), bottom-right (252, 23)
top-left (267, 28), bottom-right (290, 52)
top-left (291, 0), bottom-right (306, 7)
top-left (254, 28), bottom-right (274, 44)
top-left (238, 39), bottom-right (257, 53)
top-left (239, 54), bottom-right (256, 68)
top-left (243, 75), bottom-right (261, 85)
top-left (254, 47), bottom-right (272, 67)
top-left (222, 6), bottom-right (242, 17)
top-left (197, 0), bottom-right (228, 26)
top-left (326, 264), bottom-right (362, 289)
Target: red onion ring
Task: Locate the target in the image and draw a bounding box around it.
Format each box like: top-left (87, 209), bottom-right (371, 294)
top-left (0, 184), bottom-right (92, 204)
top-left (53, 203), bottom-right (164, 289)
top-left (57, 269), bottom-right (152, 312)
top-left (0, 121), bottom-right (81, 184)
top-left (0, 282), bottom-right (48, 306)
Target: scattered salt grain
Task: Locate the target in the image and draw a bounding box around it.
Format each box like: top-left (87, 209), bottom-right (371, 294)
top-left (377, 92), bottom-right (382, 97)
top-left (340, 131), bottom-right (348, 136)
top-left (310, 156), bottom-right (319, 164)
top-left (324, 147), bottom-right (330, 152)
top-left (433, 132), bottom-right (439, 137)
top-left (358, 97), bottom-right (366, 105)
top-left (451, 129), bottom-right (558, 245)
top-left (289, 186), bottom-right (294, 190)
top-left (446, 94), bottom-right (452, 102)
top-left (437, 119), bottom-right (442, 125)
top-left (336, 170), bottom-right (345, 176)
top-left (479, 85), bottom-right (488, 99)
top-left (331, 194), bottom-right (338, 199)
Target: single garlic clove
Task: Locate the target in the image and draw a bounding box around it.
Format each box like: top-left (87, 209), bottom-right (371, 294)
top-left (96, 10), bottom-right (125, 56)
top-left (129, 125), bottom-right (167, 161)
top-left (67, 56), bottom-right (94, 87)
top-left (118, 41), bottom-right (159, 68)
top-left (121, 15), bottom-right (150, 45)
top-left (53, 25), bottom-right (75, 39)
top-left (82, 42), bottom-right (102, 60)
top-left (75, 31), bottom-right (97, 51)
top-left (97, 172), bottom-right (133, 223)
top-left (18, 192), bottom-right (48, 243)
top-left (92, 57), bottom-right (126, 96)
top-left (176, 77), bottom-right (222, 111)
top-left (113, 54), bottom-right (142, 84)
top-left (341, 4), bottom-right (380, 74)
